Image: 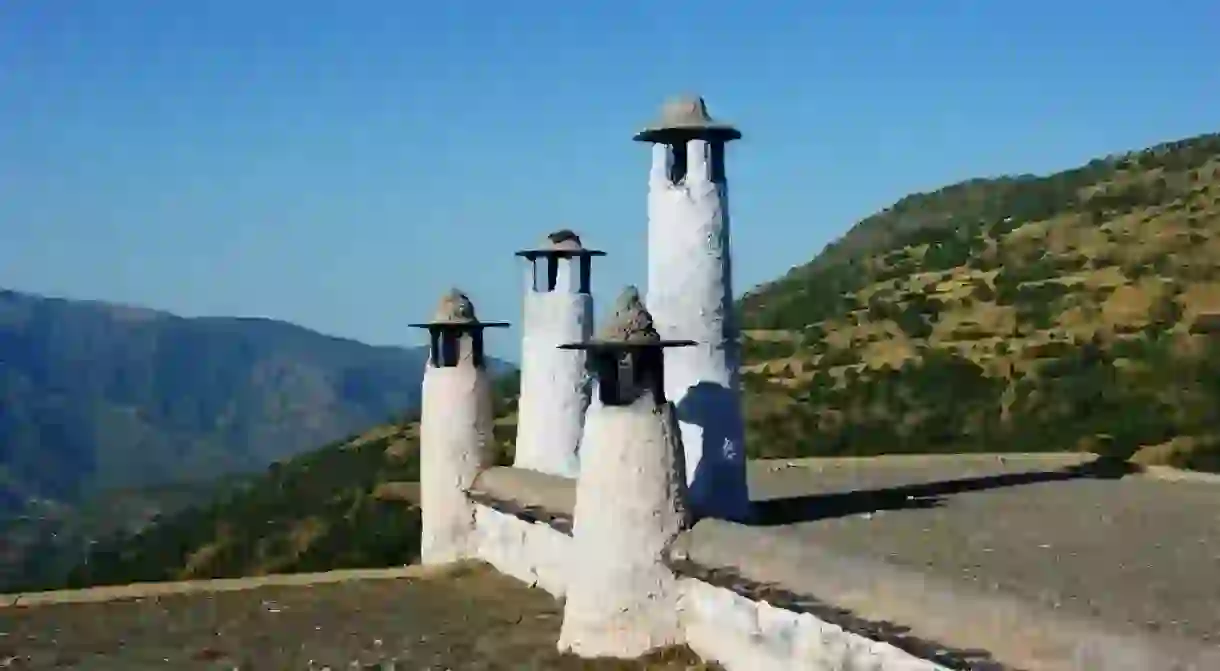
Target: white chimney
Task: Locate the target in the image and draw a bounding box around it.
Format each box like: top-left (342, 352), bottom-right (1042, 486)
top-left (557, 287), bottom-right (693, 658)
top-left (411, 289), bottom-right (509, 565)
top-left (636, 95), bottom-right (751, 522)
top-left (512, 230), bottom-right (601, 477)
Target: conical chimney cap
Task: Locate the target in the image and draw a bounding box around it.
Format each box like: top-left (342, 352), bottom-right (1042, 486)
top-left (514, 228), bottom-right (606, 259)
top-left (408, 288), bottom-right (509, 329)
top-left (598, 286), bottom-right (659, 344)
top-left (558, 286), bottom-right (694, 350)
top-left (633, 95), bottom-right (741, 143)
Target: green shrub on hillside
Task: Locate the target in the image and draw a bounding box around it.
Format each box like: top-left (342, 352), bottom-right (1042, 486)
top-left (747, 329), bottom-right (1220, 464)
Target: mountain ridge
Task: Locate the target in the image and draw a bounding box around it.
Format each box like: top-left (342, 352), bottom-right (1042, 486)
top-left (764, 132), bottom-right (1220, 285)
top-left (0, 287), bottom-right (518, 589)
top-left (0, 287), bottom-right (513, 516)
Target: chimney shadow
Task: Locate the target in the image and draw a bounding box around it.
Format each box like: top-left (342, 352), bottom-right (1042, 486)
top-left (751, 455), bottom-right (1138, 527)
top-left (676, 381), bottom-right (749, 518)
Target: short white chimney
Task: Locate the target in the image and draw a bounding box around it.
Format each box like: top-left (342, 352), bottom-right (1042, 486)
top-left (512, 229), bottom-right (602, 477)
top-left (556, 286), bottom-right (693, 658)
top-left (635, 95), bottom-right (751, 522)
top-left (410, 289), bottom-right (509, 565)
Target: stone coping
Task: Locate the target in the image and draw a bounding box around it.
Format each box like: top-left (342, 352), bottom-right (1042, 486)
top-left (669, 519), bottom-right (1220, 671)
top-left (669, 559), bottom-right (994, 670)
top-left (470, 467), bottom-right (576, 515)
top-left (468, 466), bottom-right (576, 534)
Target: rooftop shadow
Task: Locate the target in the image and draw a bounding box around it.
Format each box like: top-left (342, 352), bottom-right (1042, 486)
top-left (751, 455), bottom-right (1138, 526)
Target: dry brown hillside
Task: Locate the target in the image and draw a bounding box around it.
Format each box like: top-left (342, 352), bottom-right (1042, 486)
top-left (738, 132), bottom-right (1220, 469)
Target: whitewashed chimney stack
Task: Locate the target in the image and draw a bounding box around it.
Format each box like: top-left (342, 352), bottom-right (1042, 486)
top-left (557, 286), bottom-right (694, 658)
top-left (512, 230), bottom-right (603, 477)
top-left (636, 96), bottom-right (751, 522)
top-left (411, 289), bottom-right (509, 565)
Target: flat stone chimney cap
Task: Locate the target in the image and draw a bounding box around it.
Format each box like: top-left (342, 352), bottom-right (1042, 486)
top-left (515, 228), bottom-right (606, 260)
top-left (558, 286), bottom-right (694, 351)
top-left (633, 95), bottom-right (742, 143)
top-left (408, 288), bottom-right (510, 329)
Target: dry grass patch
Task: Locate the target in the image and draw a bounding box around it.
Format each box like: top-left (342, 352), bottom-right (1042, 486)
top-left (1047, 216), bottom-right (1111, 256)
top-left (1101, 279), bottom-right (1166, 327)
top-left (372, 481), bottom-right (419, 503)
top-left (342, 424), bottom-right (402, 450)
top-left (1004, 218), bottom-right (1052, 245)
top-left (1054, 298), bottom-right (1109, 339)
top-left (1178, 281), bottom-right (1220, 319)
top-left (181, 541), bottom-right (228, 580)
top-left (968, 301), bottom-right (1015, 333)
top-left (1073, 265), bottom-right (1129, 289)
top-left (742, 329), bottom-right (801, 342)
top-left (931, 272), bottom-right (984, 300)
top-left (821, 321), bottom-right (861, 349)
top-left (287, 517), bottom-right (326, 556)
top-left (384, 437), bottom-right (416, 460)
top-left (1131, 437), bottom-right (1210, 468)
top-left (861, 337), bottom-right (916, 369)
top-left (751, 358), bottom-right (809, 385)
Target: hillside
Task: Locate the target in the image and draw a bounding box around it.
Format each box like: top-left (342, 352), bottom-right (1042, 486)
top-left (44, 129), bottom-right (1220, 591)
top-left (43, 373), bottom-right (520, 591)
top-left (0, 288), bottom-right (438, 512)
top-left (737, 131), bottom-right (1220, 470)
top-left (0, 289), bottom-right (511, 589)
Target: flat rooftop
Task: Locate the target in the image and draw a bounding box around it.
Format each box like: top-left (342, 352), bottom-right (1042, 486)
top-left (731, 453), bottom-right (1220, 667)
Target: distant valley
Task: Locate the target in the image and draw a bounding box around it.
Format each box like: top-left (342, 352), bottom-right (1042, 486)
top-left (0, 289), bottom-right (509, 588)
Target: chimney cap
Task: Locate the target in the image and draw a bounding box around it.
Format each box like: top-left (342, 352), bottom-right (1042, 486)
top-left (633, 95), bottom-right (742, 143)
top-left (558, 286), bottom-right (694, 350)
top-left (547, 229), bottom-right (583, 250)
top-left (515, 228), bottom-right (606, 260)
top-left (408, 288), bottom-right (510, 329)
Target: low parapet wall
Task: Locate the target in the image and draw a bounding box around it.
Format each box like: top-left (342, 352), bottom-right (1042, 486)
top-left (469, 466), bottom-right (576, 530)
top-left (466, 467), bottom-right (575, 597)
top-left (678, 577), bottom-right (947, 671)
top-left (459, 465), bottom-right (1220, 670)
top-left (459, 467), bottom-right (948, 670)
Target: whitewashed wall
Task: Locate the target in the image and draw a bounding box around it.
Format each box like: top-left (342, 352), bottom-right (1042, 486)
top-left (461, 484), bottom-right (950, 670)
top-left (678, 579), bottom-right (950, 671)
top-left (469, 504), bottom-right (570, 598)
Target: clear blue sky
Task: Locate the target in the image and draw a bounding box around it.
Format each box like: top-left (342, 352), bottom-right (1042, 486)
top-left (2, 1), bottom-right (1217, 360)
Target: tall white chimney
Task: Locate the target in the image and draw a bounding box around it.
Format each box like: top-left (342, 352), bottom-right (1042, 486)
top-left (512, 230), bottom-right (602, 477)
top-left (635, 95), bottom-right (750, 522)
top-left (410, 289), bottom-right (509, 565)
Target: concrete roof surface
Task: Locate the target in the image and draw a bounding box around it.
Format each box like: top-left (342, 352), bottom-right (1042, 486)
top-left (720, 453), bottom-right (1220, 669)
